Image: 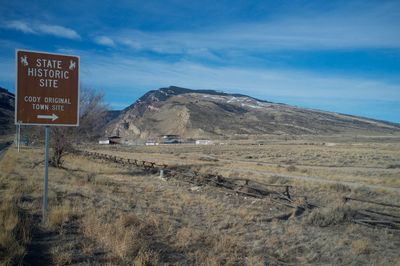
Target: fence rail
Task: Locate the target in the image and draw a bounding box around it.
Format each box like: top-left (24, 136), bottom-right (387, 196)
top-left (73, 149), bottom-right (400, 230)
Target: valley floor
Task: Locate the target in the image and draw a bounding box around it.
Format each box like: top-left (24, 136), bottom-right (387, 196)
top-left (0, 137), bottom-right (399, 265)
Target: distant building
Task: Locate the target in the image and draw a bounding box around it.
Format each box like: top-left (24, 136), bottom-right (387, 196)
top-left (145, 139), bottom-right (159, 146)
top-left (98, 136), bottom-right (121, 145)
top-left (98, 139), bottom-right (110, 145)
top-left (161, 135), bottom-right (181, 144)
top-left (195, 139), bottom-right (213, 145)
top-left (185, 138), bottom-right (196, 144)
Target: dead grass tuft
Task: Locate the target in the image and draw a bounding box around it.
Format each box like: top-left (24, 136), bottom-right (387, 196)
top-left (51, 246), bottom-right (73, 266)
top-left (386, 164), bottom-right (400, 169)
top-left (245, 256), bottom-right (266, 266)
top-left (0, 199), bottom-right (28, 265)
top-left (286, 165), bottom-right (297, 172)
top-left (306, 204), bottom-right (356, 227)
top-left (326, 183), bottom-right (352, 193)
top-left (175, 227), bottom-right (204, 251)
top-left (194, 233), bottom-right (244, 265)
top-left (134, 248), bottom-right (160, 266)
top-left (81, 210), bottom-right (157, 263)
top-left (0, 149), bottom-right (33, 265)
top-left (47, 203), bottom-right (76, 229)
top-left (351, 239), bottom-right (371, 255)
top-left (122, 213), bottom-right (143, 227)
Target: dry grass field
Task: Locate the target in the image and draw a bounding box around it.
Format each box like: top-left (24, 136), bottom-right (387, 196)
top-left (0, 136), bottom-right (400, 265)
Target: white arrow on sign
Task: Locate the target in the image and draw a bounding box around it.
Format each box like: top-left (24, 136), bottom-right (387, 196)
top-left (37, 114), bottom-right (59, 121)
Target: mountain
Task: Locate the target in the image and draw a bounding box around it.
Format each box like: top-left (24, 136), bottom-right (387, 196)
top-left (105, 86), bottom-right (400, 139)
top-left (0, 87), bottom-right (15, 135)
top-left (104, 110), bottom-right (122, 123)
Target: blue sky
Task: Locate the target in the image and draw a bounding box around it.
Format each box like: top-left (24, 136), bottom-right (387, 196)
top-left (0, 0), bottom-right (399, 122)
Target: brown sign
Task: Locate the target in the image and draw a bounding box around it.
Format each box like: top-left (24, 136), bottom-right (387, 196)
top-left (16, 50), bottom-right (79, 126)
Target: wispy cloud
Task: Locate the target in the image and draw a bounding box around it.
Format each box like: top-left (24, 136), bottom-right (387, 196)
top-left (4, 20), bottom-right (35, 33)
top-left (111, 5), bottom-right (400, 55)
top-left (3, 20), bottom-right (80, 40)
top-left (37, 24), bottom-right (80, 40)
top-left (94, 36), bottom-right (115, 47)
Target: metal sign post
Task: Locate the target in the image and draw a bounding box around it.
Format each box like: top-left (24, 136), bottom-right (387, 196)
top-left (43, 126), bottom-right (50, 221)
top-left (15, 49), bottom-right (80, 223)
top-left (17, 123), bottom-right (20, 152)
top-left (15, 125), bottom-right (18, 147)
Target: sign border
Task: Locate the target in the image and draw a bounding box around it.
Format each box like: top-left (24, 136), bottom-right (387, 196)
top-left (15, 49), bottom-right (80, 127)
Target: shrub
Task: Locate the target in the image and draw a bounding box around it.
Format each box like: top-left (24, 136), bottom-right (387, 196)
top-left (286, 165), bottom-right (296, 172)
top-left (306, 205), bottom-right (356, 227)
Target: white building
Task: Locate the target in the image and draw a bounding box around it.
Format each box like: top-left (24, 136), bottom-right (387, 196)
top-left (145, 141), bottom-right (159, 146)
top-left (99, 139), bottom-right (110, 145)
top-left (195, 140), bottom-right (213, 145)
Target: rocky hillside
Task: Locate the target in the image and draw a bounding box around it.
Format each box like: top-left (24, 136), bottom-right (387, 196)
top-left (0, 87), bottom-right (15, 135)
top-left (105, 86), bottom-right (400, 139)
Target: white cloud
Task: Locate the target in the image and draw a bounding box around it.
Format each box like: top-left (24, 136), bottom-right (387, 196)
top-left (55, 48), bottom-right (81, 55)
top-left (37, 24), bottom-right (80, 40)
top-left (3, 20), bottom-right (80, 40)
top-left (94, 36), bottom-right (115, 47)
top-left (4, 20), bottom-right (35, 33)
top-left (111, 5), bottom-right (400, 54)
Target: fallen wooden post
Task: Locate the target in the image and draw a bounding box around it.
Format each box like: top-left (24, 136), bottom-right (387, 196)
top-left (344, 196), bottom-right (400, 209)
top-left (285, 186), bottom-right (291, 199)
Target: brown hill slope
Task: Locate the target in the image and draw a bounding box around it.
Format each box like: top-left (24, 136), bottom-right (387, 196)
top-left (105, 86), bottom-right (400, 140)
top-left (0, 87), bottom-right (15, 135)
